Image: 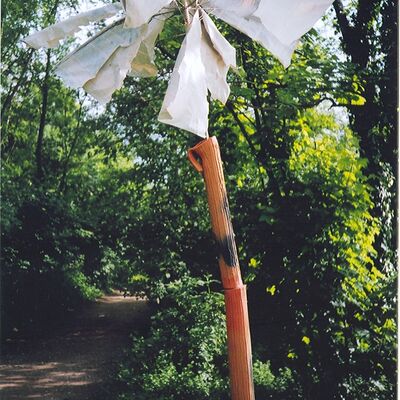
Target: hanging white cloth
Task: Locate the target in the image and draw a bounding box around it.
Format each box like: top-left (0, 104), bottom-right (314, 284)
top-left (54, 21), bottom-right (143, 89)
top-left (159, 11), bottom-right (209, 137)
top-left (123, 0), bottom-right (172, 28)
top-left (23, 0), bottom-right (334, 136)
top-left (23, 3), bottom-right (123, 49)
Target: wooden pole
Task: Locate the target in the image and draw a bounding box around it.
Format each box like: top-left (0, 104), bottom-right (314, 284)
top-left (188, 136), bottom-right (255, 400)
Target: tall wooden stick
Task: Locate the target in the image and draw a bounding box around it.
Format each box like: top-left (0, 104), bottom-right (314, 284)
top-left (188, 136), bottom-right (255, 400)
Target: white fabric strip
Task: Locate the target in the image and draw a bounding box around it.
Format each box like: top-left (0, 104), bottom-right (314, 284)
top-left (84, 15), bottom-right (167, 103)
top-left (206, 0), bottom-right (333, 68)
top-left (158, 11), bottom-right (209, 137)
top-left (23, 3), bottom-right (122, 49)
top-left (204, 0), bottom-right (259, 17)
top-left (207, 4), bottom-right (295, 67)
top-left (123, 0), bottom-right (172, 28)
top-left (55, 21), bottom-right (143, 89)
top-left (254, 0), bottom-right (334, 46)
top-left (83, 31), bottom-right (144, 103)
top-left (200, 10), bottom-right (236, 104)
top-left (129, 14), bottom-right (167, 77)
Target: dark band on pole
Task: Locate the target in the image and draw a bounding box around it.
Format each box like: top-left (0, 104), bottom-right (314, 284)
top-left (217, 233), bottom-right (239, 268)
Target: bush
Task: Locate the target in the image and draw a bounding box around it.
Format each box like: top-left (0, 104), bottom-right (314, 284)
top-left (1, 192), bottom-right (103, 336)
top-left (119, 274), bottom-right (229, 400)
top-left (253, 360), bottom-right (296, 399)
top-left (118, 272), bottom-right (295, 400)
top-left (65, 258), bottom-right (103, 301)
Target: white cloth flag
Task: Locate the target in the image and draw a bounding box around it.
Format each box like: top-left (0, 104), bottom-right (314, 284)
top-left (83, 30), bottom-right (145, 104)
top-left (201, 10), bottom-right (236, 104)
top-left (254, 0), bottom-right (334, 46)
top-left (159, 11), bottom-right (209, 137)
top-left (23, 0), bottom-right (334, 136)
top-left (23, 3), bottom-right (122, 49)
top-left (205, 0), bottom-right (332, 68)
top-left (128, 16), bottom-right (167, 77)
top-left (205, 0), bottom-right (259, 17)
top-left (123, 0), bottom-right (172, 28)
top-left (208, 5), bottom-right (297, 67)
top-left (159, 10), bottom-right (237, 137)
top-left (83, 17), bottom-right (167, 103)
top-left (55, 21), bottom-right (143, 89)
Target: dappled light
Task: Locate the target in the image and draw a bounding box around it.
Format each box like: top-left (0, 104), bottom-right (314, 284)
top-left (1, 296), bottom-right (150, 400)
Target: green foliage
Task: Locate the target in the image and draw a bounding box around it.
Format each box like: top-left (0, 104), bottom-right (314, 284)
top-left (284, 110), bottom-right (395, 397)
top-left (65, 262), bottom-right (102, 301)
top-left (118, 273), bottom-right (296, 400)
top-left (221, 104), bottom-right (393, 397)
top-left (118, 274), bottom-right (229, 400)
top-left (1, 189), bottom-right (103, 332)
top-left (253, 360), bottom-right (295, 399)
top-left (288, 109), bottom-right (381, 309)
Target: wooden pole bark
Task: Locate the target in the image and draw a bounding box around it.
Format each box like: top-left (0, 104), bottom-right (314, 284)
top-left (188, 136), bottom-right (255, 400)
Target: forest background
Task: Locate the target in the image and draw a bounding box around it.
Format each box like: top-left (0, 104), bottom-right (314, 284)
top-left (1, 1), bottom-right (397, 399)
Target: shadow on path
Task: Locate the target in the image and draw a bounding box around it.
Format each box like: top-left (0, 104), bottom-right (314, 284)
top-left (0, 295), bottom-right (150, 400)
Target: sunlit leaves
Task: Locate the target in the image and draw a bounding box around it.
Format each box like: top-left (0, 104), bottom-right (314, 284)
top-left (302, 336), bottom-right (311, 345)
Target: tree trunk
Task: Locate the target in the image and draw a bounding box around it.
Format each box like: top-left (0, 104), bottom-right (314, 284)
top-left (35, 49), bottom-right (52, 181)
top-left (1, 49), bottom-right (34, 128)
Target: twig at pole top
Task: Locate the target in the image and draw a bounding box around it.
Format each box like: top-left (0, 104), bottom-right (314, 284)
top-left (183, 0), bottom-right (191, 25)
top-left (179, 0), bottom-right (200, 25)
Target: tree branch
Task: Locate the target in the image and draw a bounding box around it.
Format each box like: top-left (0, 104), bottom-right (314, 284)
top-left (1, 49), bottom-right (34, 125)
top-left (35, 49), bottom-right (51, 181)
top-left (333, 0), bottom-right (353, 53)
top-left (58, 95), bottom-right (87, 194)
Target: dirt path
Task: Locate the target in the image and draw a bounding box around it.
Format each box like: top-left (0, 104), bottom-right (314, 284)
top-left (0, 295), bottom-right (150, 400)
